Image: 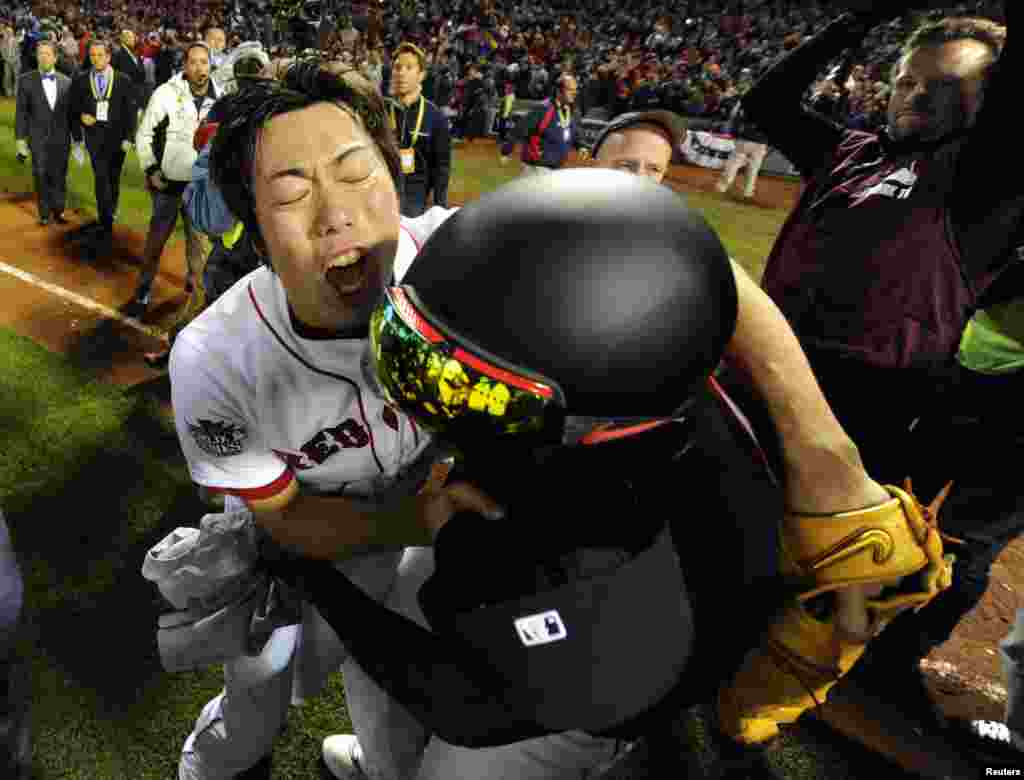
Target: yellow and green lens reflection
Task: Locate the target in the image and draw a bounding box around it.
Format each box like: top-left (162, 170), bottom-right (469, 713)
top-left (370, 299), bottom-right (548, 434)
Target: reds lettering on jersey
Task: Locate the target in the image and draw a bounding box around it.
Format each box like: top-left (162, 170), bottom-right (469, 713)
top-left (272, 418), bottom-right (372, 471)
top-left (169, 207), bottom-right (458, 504)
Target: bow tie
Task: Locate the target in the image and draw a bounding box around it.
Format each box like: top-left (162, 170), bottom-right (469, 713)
top-left (42, 73), bottom-right (56, 81)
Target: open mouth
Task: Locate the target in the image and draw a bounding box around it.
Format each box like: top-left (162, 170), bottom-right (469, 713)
top-left (325, 249), bottom-right (370, 296)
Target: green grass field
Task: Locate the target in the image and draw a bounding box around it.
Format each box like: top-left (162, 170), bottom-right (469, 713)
top-left (0, 95), bottom-right (802, 778)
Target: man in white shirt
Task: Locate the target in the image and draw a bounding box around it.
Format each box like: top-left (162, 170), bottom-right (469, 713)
top-left (14, 39), bottom-right (72, 225)
top-left (169, 60), bottom-right (499, 780)
top-left (133, 41), bottom-right (219, 314)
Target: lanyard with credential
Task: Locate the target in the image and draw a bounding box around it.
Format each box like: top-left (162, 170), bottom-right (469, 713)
top-left (90, 70), bottom-right (113, 101)
top-left (390, 95), bottom-right (425, 147)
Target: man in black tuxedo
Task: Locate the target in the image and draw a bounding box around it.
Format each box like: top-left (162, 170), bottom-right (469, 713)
top-left (68, 38), bottom-right (137, 252)
top-left (14, 39), bottom-right (72, 225)
top-left (112, 29), bottom-right (148, 112)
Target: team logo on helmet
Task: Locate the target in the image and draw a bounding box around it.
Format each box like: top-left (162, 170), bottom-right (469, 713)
top-left (188, 418), bottom-right (248, 458)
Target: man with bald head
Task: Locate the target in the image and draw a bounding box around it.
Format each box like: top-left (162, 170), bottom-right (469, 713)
top-left (590, 109), bottom-right (683, 185)
top-left (502, 73), bottom-right (588, 176)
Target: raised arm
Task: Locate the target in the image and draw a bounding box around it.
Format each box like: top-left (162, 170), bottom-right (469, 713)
top-left (952, 2), bottom-right (1018, 272)
top-left (724, 259), bottom-right (889, 515)
top-left (741, 11), bottom-right (878, 176)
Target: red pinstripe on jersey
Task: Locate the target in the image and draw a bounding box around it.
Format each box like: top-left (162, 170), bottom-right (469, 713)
top-left (400, 222), bottom-right (421, 253)
top-left (247, 283), bottom-right (387, 474)
top-left (208, 465), bottom-right (296, 501)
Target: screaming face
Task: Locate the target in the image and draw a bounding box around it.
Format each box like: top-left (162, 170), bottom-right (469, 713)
top-left (252, 102), bottom-right (401, 333)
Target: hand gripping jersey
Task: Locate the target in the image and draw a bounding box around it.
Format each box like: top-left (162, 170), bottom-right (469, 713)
top-left (168, 207), bottom-right (457, 506)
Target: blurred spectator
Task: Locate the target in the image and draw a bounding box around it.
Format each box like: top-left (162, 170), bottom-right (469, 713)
top-left (204, 26), bottom-right (226, 68)
top-left (501, 72), bottom-right (587, 176)
top-left (363, 46), bottom-right (383, 89)
top-left (154, 26), bottom-right (181, 88)
top-left (339, 16), bottom-right (359, 49)
top-left (629, 59), bottom-right (661, 111)
top-left (716, 100), bottom-right (771, 200)
top-left (431, 48), bottom-right (455, 110)
top-left (456, 61), bottom-right (487, 139)
top-left (1, 23), bottom-right (19, 97)
top-left (496, 79), bottom-right (514, 140)
top-left (77, 22), bottom-right (93, 64)
top-left (57, 24), bottom-right (77, 72)
top-left (112, 28), bottom-right (146, 110)
top-left (389, 41), bottom-right (450, 217)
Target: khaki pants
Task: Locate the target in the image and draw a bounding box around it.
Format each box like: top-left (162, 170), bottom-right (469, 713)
top-left (717, 140), bottom-right (769, 198)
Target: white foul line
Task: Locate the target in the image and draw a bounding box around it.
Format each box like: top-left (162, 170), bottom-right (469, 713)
top-left (0, 258), bottom-right (168, 342)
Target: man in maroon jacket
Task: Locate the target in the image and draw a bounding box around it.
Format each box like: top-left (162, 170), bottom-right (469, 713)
top-left (739, 0), bottom-right (1019, 744)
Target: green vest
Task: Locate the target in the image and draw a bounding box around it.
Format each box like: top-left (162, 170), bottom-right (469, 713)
top-left (956, 299), bottom-right (1024, 374)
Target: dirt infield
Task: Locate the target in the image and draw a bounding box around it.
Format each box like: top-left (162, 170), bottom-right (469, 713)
top-left (0, 140), bottom-right (1021, 773)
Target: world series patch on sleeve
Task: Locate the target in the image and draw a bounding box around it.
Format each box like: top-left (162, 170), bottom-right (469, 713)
top-left (716, 479), bottom-right (960, 745)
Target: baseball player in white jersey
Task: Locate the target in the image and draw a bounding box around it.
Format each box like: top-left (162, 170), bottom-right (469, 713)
top-left (170, 208), bottom-right (468, 780)
top-left (167, 63), bottom-right (506, 780)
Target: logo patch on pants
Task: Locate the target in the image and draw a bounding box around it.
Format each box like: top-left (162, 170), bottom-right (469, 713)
top-left (514, 610), bottom-right (567, 647)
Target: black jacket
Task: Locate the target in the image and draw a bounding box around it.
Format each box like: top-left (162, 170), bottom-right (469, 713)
top-left (15, 69), bottom-right (73, 154)
top-left (263, 382), bottom-right (785, 748)
top-left (154, 47), bottom-right (182, 89)
top-left (390, 95), bottom-right (451, 207)
top-left (111, 44), bottom-right (147, 110)
top-left (67, 69), bottom-right (137, 152)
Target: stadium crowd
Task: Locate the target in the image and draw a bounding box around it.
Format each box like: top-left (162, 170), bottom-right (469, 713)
top-left (0, 0), bottom-right (1007, 133)
top-left (1, 1), bottom-right (1022, 779)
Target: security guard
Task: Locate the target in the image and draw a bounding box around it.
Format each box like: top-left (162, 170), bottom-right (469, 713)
top-left (389, 42), bottom-right (451, 217)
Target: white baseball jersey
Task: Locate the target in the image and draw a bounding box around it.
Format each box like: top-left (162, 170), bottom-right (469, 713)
top-left (169, 207), bottom-right (458, 505)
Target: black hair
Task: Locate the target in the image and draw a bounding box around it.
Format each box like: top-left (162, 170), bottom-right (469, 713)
top-left (208, 57), bottom-right (401, 263)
